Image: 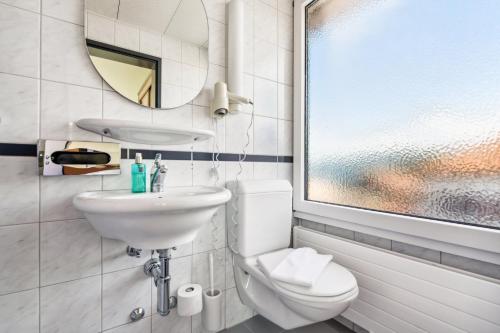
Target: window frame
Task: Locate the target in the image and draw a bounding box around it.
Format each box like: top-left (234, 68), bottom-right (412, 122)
top-left (292, 0), bottom-right (500, 262)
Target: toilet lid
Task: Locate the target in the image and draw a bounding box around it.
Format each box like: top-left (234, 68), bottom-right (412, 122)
top-left (258, 248), bottom-right (357, 297)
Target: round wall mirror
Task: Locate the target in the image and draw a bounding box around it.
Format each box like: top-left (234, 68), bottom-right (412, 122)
top-left (84, 0), bottom-right (209, 109)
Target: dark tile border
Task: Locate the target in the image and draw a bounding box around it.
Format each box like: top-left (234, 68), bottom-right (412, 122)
top-left (0, 143), bottom-right (293, 163)
top-left (299, 220), bottom-right (500, 280)
top-left (0, 143), bottom-right (37, 157)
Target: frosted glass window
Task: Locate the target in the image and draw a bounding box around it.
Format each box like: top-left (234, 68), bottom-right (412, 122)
top-left (305, 0), bottom-right (500, 229)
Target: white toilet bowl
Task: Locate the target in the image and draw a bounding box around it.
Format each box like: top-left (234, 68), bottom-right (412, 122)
top-left (233, 248), bottom-right (358, 330)
top-left (227, 180), bottom-right (358, 330)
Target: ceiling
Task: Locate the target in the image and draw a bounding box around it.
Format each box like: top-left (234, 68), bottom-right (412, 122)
top-left (86, 0), bottom-right (208, 46)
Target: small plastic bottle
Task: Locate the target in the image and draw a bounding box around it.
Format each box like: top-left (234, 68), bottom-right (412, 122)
top-left (131, 153), bottom-right (146, 193)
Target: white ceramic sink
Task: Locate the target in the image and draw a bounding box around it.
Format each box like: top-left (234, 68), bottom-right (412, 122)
top-left (73, 186), bottom-right (231, 249)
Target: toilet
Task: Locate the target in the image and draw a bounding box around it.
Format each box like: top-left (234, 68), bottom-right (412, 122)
top-left (227, 180), bottom-right (359, 330)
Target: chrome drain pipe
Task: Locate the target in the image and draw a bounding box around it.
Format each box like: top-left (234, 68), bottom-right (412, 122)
top-left (144, 248), bottom-right (177, 316)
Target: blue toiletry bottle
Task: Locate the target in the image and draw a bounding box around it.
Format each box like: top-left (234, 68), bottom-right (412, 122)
top-left (131, 153), bottom-right (146, 193)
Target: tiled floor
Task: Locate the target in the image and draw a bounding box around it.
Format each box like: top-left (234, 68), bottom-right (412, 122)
top-left (222, 315), bottom-right (354, 333)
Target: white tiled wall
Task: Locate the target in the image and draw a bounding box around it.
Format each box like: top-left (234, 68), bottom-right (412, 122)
top-left (0, 0), bottom-right (293, 332)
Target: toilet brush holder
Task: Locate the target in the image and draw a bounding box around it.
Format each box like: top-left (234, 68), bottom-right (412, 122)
top-left (202, 289), bottom-right (223, 332)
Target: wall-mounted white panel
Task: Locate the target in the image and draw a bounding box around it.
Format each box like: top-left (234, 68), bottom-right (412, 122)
top-left (294, 227), bottom-right (500, 333)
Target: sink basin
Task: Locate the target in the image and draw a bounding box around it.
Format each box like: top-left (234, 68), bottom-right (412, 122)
top-left (73, 186), bottom-right (231, 249)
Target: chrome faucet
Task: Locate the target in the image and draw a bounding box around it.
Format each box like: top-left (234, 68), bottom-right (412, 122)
top-left (150, 153), bottom-right (167, 192)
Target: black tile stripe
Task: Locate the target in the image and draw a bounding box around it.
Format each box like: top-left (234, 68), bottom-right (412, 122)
top-left (0, 143), bottom-right (294, 163)
top-left (0, 143), bottom-right (37, 157)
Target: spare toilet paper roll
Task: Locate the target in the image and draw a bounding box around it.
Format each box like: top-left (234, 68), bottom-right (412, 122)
top-left (177, 283), bottom-right (203, 317)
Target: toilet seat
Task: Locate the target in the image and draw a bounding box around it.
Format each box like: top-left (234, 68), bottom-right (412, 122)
top-left (258, 248), bottom-right (357, 298)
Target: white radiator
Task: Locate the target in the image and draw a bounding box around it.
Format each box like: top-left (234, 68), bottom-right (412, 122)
top-left (293, 227), bottom-right (500, 333)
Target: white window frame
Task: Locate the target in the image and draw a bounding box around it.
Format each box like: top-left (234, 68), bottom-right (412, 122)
top-left (292, 0), bottom-right (500, 263)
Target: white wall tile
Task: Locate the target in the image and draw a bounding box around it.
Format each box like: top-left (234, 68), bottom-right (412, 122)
top-left (0, 289), bottom-right (39, 333)
top-left (152, 310), bottom-right (191, 333)
top-left (0, 157), bottom-right (39, 226)
top-left (260, 0), bottom-right (278, 9)
top-left (278, 11), bottom-right (293, 51)
top-left (225, 287), bottom-right (253, 328)
top-left (254, 39), bottom-right (277, 81)
top-left (0, 224), bottom-right (38, 295)
top-left (253, 116), bottom-right (278, 155)
top-left (115, 21), bottom-right (140, 51)
top-left (40, 219), bottom-right (101, 285)
top-left (225, 161), bottom-right (253, 182)
top-left (0, 73), bottom-right (39, 143)
top-left (254, 1), bottom-right (277, 44)
top-left (193, 161), bottom-right (226, 188)
top-left (140, 30), bottom-right (162, 57)
top-left (183, 64), bottom-right (201, 89)
top-left (42, 16), bottom-right (102, 88)
top-left (40, 175), bottom-right (102, 221)
top-left (162, 59), bottom-right (183, 86)
top-left (0, 4), bottom-right (39, 78)
top-left (192, 248), bottom-right (225, 291)
top-left (278, 119), bottom-right (292, 155)
top-left (103, 90), bottom-right (152, 122)
top-left (182, 42), bottom-right (200, 67)
top-left (254, 77), bottom-right (278, 118)
top-left (277, 0), bottom-right (293, 16)
top-left (165, 161), bottom-right (193, 187)
top-left (102, 159), bottom-right (134, 191)
top-left (42, 0), bottom-right (84, 25)
top-left (254, 162), bottom-right (278, 179)
top-left (0, 0), bottom-right (39, 12)
top-left (41, 80), bottom-right (102, 141)
top-left (162, 35), bottom-right (182, 62)
top-left (225, 113), bottom-right (254, 154)
top-left (104, 317), bottom-right (151, 333)
top-left (208, 19), bottom-right (225, 66)
top-left (278, 47), bottom-right (293, 85)
top-left (200, 47), bottom-right (209, 69)
top-left (162, 84), bottom-right (183, 109)
top-left (277, 163), bottom-right (292, 183)
top-left (170, 256), bottom-right (193, 298)
top-left (225, 248), bottom-right (235, 289)
top-left (193, 207), bottom-right (226, 253)
top-left (87, 11), bottom-right (115, 44)
top-left (171, 242), bottom-right (193, 259)
top-left (103, 267), bottom-right (151, 330)
top-left (278, 83), bottom-right (292, 120)
top-left (40, 276), bottom-right (101, 333)
top-left (103, 238), bottom-right (147, 273)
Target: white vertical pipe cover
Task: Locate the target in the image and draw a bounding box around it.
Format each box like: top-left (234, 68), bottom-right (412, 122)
top-left (227, 0), bottom-right (244, 113)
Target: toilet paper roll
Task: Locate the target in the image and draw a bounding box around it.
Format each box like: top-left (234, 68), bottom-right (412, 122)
top-left (177, 283), bottom-right (203, 317)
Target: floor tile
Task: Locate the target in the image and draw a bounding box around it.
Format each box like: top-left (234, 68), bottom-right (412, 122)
top-left (223, 322), bottom-right (253, 333)
top-left (244, 315), bottom-right (284, 333)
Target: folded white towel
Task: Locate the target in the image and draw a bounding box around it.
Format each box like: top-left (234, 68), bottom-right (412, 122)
top-left (269, 247), bottom-right (332, 287)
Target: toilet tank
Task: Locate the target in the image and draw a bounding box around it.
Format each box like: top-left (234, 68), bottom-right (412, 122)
top-left (227, 180), bottom-right (293, 257)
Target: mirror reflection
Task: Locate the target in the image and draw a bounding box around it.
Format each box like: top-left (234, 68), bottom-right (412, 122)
top-left (84, 0), bottom-right (209, 109)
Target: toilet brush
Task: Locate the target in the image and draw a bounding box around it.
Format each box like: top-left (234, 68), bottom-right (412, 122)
top-left (203, 251), bottom-right (223, 331)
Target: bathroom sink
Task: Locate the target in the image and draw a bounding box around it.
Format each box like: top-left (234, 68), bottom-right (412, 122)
top-left (73, 186), bottom-right (231, 249)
